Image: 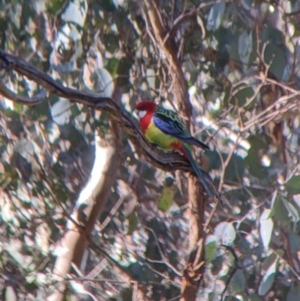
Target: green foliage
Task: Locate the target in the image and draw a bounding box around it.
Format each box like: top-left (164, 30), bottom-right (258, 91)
top-left (258, 255), bottom-right (277, 296)
top-left (127, 213), bottom-right (138, 235)
top-left (1, 0), bottom-right (300, 300)
top-left (287, 176), bottom-right (300, 194)
top-left (205, 235), bottom-right (218, 264)
top-left (230, 270), bottom-right (246, 293)
top-left (224, 154), bottom-right (244, 183)
top-left (232, 85), bottom-right (254, 107)
top-left (97, 0), bottom-right (116, 12)
top-left (287, 285), bottom-right (300, 301)
top-left (158, 183), bottom-right (176, 212)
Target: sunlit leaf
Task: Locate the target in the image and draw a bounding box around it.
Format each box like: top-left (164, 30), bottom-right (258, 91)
top-left (205, 235), bottom-right (218, 264)
top-left (70, 281), bottom-right (88, 294)
top-left (61, 0), bottom-right (88, 26)
top-left (51, 98), bottom-right (71, 125)
top-left (282, 199), bottom-right (299, 223)
top-left (106, 58), bottom-right (119, 77)
top-left (259, 209), bottom-right (273, 250)
top-left (158, 178), bottom-right (176, 212)
top-left (258, 257), bottom-right (277, 296)
top-left (4, 286), bottom-right (17, 301)
top-left (88, 67), bottom-right (114, 97)
top-left (214, 222), bottom-right (236, 245)
top-left (35, 223), bottom-right (50, 255)
top-left (146, 69), bottom-right (156, 90)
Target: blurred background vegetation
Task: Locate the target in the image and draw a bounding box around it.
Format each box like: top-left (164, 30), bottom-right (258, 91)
top-left (1, 0), bottom-right (300, 300)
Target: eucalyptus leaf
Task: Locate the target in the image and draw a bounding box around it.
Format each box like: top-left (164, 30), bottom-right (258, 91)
top-left (206, 2), bottom-right (225, 31)
top-left (127, 213), bottom-right (138, 235)
top-left (214, 222), bottom-right (236, 245)
top-left (205, 235), bottom-right (218, 263)
top-left (90, 68), bottom-right (114, 97)
top-left (232, 84), bottom-right (255, 107)
top-left (264, 43), bottom-right (286, 80)
top-left (51, 98), bottom-right (71, 125)
top-left (288, 229), bottom-right (300, 254)
top-left (4, 286), bottom-right (17, 301)
top-left (244, 146), bottom-right (267, 179)
top-left (224, 154), bottom-right (244, 183)
top-left (287, 285), bottom-right (300, 301)
top-left (259, 209), bottom-right (273, 250)
top-left (230, 270), bottom-right (246, 293)
top-left (238, 30), bottom-right (253, 65)
top-left (282, 199), bottom-right (299, 223)
top-left (258, 258), bottom-right (277, 296)
top-left (61, 0), bottom-right (88, 26)
top-left (287, 176), bottom-right (300, 194)
top-left (270, 195), bottom-right (290, 225)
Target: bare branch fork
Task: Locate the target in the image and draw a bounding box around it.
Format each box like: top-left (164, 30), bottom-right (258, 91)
top-left (0, 50), bottom-right (214, 182)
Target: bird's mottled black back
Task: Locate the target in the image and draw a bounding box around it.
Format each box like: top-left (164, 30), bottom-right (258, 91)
top-left (153, 106), bottom-right (209, 150)
top-left (154, 107), bottom-right (190, 136)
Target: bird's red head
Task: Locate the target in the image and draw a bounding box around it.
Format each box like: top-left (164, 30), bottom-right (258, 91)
top-left (136, 101), bottom-right (156, 112)
top-left (135, 101), bottom-right (156, 119)
top-left (135, 101), bottom-right (156, 132)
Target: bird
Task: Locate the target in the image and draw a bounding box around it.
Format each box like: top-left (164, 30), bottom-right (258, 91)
top-left (135, 100), bottom-right (214, 198)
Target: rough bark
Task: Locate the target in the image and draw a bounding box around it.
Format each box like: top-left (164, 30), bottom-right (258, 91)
top-left (143, 1), bottom-right (207, 300)
top-left (47, 106), bottom-right (120, 301)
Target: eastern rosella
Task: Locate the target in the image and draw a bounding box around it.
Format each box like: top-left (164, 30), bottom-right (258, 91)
top-left (136, 101), bottom-right (213, 198)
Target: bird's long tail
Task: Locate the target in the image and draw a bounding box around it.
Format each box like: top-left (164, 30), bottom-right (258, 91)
top-left (182, 145), bottom-right (214, 199)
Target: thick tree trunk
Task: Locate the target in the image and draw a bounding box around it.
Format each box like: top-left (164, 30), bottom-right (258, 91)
top-left (143, 1), bottom-right (207, 300)
top-left (47, 85), bottom-right (122, 301)
top-left (47, 130), bottom-right (120, 301)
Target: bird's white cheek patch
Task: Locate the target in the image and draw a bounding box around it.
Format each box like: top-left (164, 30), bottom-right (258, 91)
top-left (138, 111), bottom-right (147, 118)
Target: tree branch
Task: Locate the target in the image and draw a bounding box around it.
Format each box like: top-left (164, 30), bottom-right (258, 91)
top-left (0, 81), bottom-right (47, 105)
top-left (0, 50), bottom-right (198, 175)
top-left (142, 2), bottom-right (209, 300)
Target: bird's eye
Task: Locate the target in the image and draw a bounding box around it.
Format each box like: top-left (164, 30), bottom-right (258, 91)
top-left (138, 111), bottom-right (147, 118)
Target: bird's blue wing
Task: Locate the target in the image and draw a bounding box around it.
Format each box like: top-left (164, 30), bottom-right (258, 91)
top-left (153, 109), bottom-right (191, 140)
top-left (153, 108), bottom-right (210, 150)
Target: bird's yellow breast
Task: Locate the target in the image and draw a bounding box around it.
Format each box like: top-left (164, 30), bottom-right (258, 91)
top-left (144, 120), bottom-right (179, 150)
